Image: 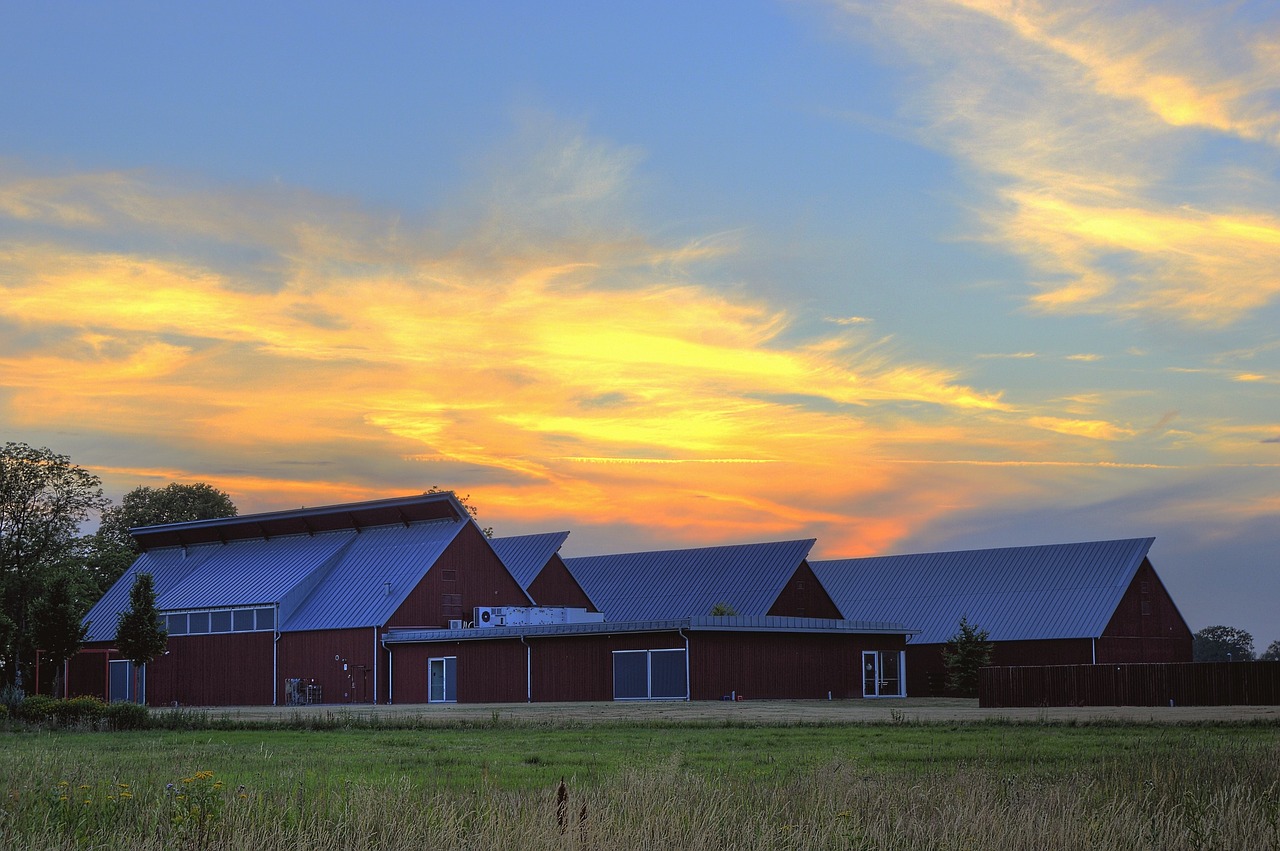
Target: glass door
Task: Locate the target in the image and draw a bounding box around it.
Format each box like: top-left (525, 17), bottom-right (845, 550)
top-left (428, 657), bottom-right (456, 703)
top-left (862, 651), bottom-right (905, 698)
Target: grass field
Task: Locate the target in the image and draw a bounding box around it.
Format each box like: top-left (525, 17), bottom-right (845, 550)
top-left (3, 712), bottom-right (1278, 849)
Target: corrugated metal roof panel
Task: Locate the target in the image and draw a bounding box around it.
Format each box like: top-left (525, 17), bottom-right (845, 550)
top-left (563, 539), bottom-right (816, 621)
top-left (810, 538), bottom-right (1154, 644)
top-left (159, 531), bottom-right (356, 611)
top-left (281, 519), bottom-right (465, 632)
top-left (82, 546), bottom-right (218, 642)
top-left (490, 531), bottom-right (570, 590)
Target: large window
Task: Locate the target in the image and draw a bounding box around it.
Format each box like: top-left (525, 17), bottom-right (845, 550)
top-left (163, 606), bottom-right (276, 636)
top-left (613, 649), bottom-right (688, 701)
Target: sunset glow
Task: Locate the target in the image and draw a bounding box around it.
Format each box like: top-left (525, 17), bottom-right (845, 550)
top-left (1, 1), bottom-right (1277, 643)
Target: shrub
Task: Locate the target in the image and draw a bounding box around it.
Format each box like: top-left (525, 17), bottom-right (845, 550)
top-left (103, 701), bottom-right (150, 730)
top-left (59, 695), bottom-right (108, 726)
top-left (17, 694), bottom-right (60, 723)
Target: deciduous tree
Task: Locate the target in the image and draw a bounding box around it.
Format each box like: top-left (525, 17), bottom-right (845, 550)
top-left (0, 442), bottom-right (108, 688)
top-left (88, 482), bottom-right (237, 594)
top-left (1193, 625), bottom-right (1255, 661)
top-left (1260, 640), bottom-right (1280, 662)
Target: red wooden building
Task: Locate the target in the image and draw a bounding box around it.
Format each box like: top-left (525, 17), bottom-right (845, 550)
top-left (72, 494), bottom-right (916, 705)
top-left (811, 538), bottom-right (1192, 695)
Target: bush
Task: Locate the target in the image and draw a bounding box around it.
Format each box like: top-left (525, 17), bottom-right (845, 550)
top-left (103, 701), bottom-right (150, 730)
top-left (16, 694), bottom-right (60, 723)
top-left (57, 695), bottom-right (108, 726)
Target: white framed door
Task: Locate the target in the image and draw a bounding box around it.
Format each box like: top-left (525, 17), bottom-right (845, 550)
top-left (862, 650), bottom-right (905, 698)
top-left (428, 656), bottom-right (456, 703)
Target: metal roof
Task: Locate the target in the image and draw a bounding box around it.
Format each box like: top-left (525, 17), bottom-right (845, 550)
top-left (161, 531), bottom-right (356, 612)
top-left (809, 538), bottom-right (1155, 644)
top-left (489, 531), bottom-right (571, 590)
top-left (563, 539), bottom-right (816, 622)
top-left (280, 520), bottom-right (465, 632)
top-left (83, 500), bottom-right (478, 637)
top-left (82, 545), bottom-right (218, 641)
top-left (130, 492), bottom-right (467, 550)
top-left (382, 614), bottom-right (914, 644)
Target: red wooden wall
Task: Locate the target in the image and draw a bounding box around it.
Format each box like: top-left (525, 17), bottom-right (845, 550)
top-left (386, 630), bottom-right (908, 703)
top-left (1097, 558), bottom-right (1192, 662)
top-left (768, 561), bottom-right (843, 620)
top-left (277, 627), bottom-right (382, 705)
top-left (385, 523), bottom-right (529, 629)
top-left (526, 555), bottom-right (597, 610)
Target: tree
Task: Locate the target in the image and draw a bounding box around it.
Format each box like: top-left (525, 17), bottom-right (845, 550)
top-left (88, 483), bottom-right (237, 594)
top-left (1193, 625), bottom-right (1255, 661)
top-left (114, 573), bottom-right (167, 704)
top-left (942, 616), bottom-right (993, 698)
top-left (32, 574), bottom-right (89, 696)
top-left (1260, 641), bottom-right (1280, 662)
top-left (709, 602), bottom-right (739, 616)
top-left (426, 486), bottom-right (493, 538)
top-left (0, 442), bottom-right (108, 689)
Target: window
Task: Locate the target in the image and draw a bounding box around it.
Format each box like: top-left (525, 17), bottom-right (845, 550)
top-left (233, 609), bottom-right (254, 631)
top-left (254, 608), bottom-right (275, 630)
top-left (613, 649), bottom-right (688, 700)
top-left (429, 657), bottom-right (457, 703)
top-left (441, 569), bottom-right (457, 582)
top-left (188, 612), bottom-right (210, 634)
top-left (211, 610), bottom-right (233, 633)
top-left (159, 607), bottom-right (276, 635)
top-left (166, 613), bottom-right (188, 635)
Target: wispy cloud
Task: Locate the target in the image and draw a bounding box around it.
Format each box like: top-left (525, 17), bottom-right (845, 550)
top-left (833, 0), bottom-right (1280, 326)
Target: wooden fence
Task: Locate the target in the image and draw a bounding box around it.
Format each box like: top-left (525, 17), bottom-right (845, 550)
top-left (979, 662), bottom-right (1280, 708)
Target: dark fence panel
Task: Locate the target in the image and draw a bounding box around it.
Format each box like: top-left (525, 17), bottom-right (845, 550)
top-left (980, 662), bottom-right (1280, 707)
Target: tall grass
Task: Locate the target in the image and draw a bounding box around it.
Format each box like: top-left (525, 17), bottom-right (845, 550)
top-left (2, 731), bottom-right (1277, 849)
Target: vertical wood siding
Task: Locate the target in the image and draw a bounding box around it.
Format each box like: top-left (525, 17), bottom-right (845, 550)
top-left (1099, 558), bottom-right (1192, 660)
top-left (386, 524), bottom-right (529, 629)
top-left (386, 631), bottom-right (908, 703)
top-left (144, 632), bottom-right (275, 706)
top-left (767, 562), bottom-right (843, 620)
top-left (278, 627), bottom-right (380, 705)
top-left (526, 556), bottom-right (597, 610)
top-left (981, 662), bottom-right (1280, 707)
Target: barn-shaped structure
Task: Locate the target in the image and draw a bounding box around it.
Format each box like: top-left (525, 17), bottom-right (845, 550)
top-left (810, 537), bottom-right (1192, 695)
top-left (489, 532), bottom-right (595, 610)
top-left (72, 497), bottom-right (916, 705)
top-left (72, 493), bottom-right (530, 705)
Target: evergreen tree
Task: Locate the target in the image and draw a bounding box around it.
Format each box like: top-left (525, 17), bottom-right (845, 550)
top-left (942, 616), bottom-right (993, 697)
top-left (114, 573), bottom-right (167, 703)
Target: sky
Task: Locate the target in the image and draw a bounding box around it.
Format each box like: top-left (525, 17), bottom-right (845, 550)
top-left (1, 1), bottom-right (1277, 648)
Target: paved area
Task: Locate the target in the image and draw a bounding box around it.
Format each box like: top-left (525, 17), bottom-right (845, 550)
top-left (170, 698), bottom-right (1280, 725)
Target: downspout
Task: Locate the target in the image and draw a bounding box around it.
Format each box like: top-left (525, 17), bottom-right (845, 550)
top-left (273, 604), bottom-right (280, 707)
top-left (380, 633), bottom-right (394, 705)
top-left (1092, 638), bottom-right (1097, 665)
top-left (372, 627), bottom-right (378, 705)
top-left (679, 627), bottom-right (690, 702)
top-left (520, 635), bottom-right (531, 703)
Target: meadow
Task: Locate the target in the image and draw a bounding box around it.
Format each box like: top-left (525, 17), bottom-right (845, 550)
top-left (2, 714), bottom-right (1278, 849)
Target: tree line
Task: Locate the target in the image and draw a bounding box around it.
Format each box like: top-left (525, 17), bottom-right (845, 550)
top-left (1, 441), bottom-right (236, 694)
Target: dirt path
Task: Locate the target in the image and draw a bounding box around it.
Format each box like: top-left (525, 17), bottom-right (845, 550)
top-left (174, 698), bottom-right (1280, 725)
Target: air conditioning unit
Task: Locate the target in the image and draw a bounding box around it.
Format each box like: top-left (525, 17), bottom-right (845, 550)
top-left (474, 606), bottom-right (500, 628)
top-left (448, 619), bottom-right (464, 630)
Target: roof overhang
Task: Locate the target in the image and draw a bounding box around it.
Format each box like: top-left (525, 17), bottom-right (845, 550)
top-left (382, 615), bottom-right (918, 644)
top-left (131, 492), bottom-right (466, 551)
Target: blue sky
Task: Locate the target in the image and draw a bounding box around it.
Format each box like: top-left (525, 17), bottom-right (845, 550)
top-left (1, 1), bottom-right (1277, 649)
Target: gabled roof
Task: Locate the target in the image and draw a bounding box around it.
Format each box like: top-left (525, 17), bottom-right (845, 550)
top-left (810, 537), bottom-right (1155, 645)
top-left (490, 531), bottom-right (571, 590)
top-left (83, 492), bottom-right (479, 640)
top-left (563, 539), bottom-right (816, 622)
top-left (281, 520), bottom-right (467, 632)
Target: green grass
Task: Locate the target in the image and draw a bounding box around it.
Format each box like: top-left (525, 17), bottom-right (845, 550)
top-left (3, 720), bottom-right (1278, 849)
top-left (4, 720), bottom-right (1276, 791)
